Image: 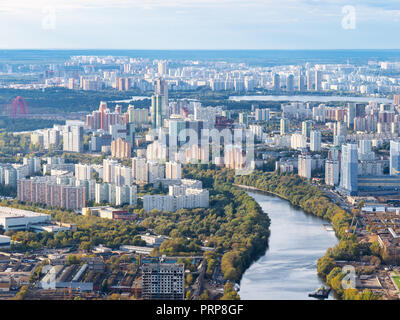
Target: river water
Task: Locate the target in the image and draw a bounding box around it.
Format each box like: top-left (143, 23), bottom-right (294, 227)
top-left (239, 191), bottom-right (338, 300)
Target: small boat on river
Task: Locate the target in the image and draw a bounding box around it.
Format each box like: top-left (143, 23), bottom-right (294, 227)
top-left (308, 286), bottom-right (331, 299)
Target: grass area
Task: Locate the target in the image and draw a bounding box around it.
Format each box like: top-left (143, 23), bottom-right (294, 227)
top-left (392, 272), bottom-right (400, 291)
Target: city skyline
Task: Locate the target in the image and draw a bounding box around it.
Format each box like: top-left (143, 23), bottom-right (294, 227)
top-left (1, 1), bottom-right (400, 304)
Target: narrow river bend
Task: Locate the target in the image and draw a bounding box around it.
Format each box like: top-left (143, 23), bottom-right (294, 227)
top-left (239, 191), bottom-right (338, 300)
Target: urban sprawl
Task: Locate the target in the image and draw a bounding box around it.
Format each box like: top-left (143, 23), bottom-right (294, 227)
top-left (1, 55), bottom-right (400, 300)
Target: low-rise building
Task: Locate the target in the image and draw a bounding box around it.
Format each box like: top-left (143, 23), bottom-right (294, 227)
top-left (83, 206), bottom-right (137, 221)
top-left (0, 235), bottom-right (11, 248)
top-left (0, 207), bottom-right (51, 232)
top-left (140, 233), bottom-right (165, 247)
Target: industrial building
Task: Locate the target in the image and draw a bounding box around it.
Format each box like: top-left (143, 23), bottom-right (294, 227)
top-left (357, 176), bottom-right (400, 195)
top-left (0, 235), bottom-right (11, 248)
top-left (0, 207), bottom-right (51, 232)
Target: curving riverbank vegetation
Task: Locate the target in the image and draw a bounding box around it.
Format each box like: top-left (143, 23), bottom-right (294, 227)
top-left (158, 166), bottom-right (271, 287)
top-left (231, 170), bottom-right (380, 300)
top-left (184, 166), bottom-right (380, 300)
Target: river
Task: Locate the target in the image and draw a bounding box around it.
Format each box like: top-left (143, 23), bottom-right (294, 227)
top-left (239, 191), bottom-right (338, 300)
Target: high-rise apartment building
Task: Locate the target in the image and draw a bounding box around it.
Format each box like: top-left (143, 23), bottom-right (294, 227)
top-left (63, 125), bottom-right (83, 153)
top-left (302, 120), bottom-right (312, 138)
top-left (394, 94), bottom-right (400, 106)
top-left (310, 130), bottom-right (321, 152)
top-left (103, 159), bottom-right (119, 184)
top-left (165, 162), bottom-right (181, 179)
top-left (390, 140), bottom-right (400, 175)
top-left (298, 74), bottom-right (305, 92)
top-left (142, 263), bottom-right (184, 300)
top-left (280, 118), bottom-right (290, 135)
top-left (325, 160), bottom-right (339, 186)
top-left (111, 138), bottom-right (131, 159)
top-left (340, 144), bottom-right (358, 195)
top-left (291, 133), bottom-right (307, 150)
top-left (224, 145), bottom-right (246, 170)
top-left (23, 157), bottom-right (41, 175)
top-left (286, 74), bottom-right (294, 92)
top-left (255, 108), bottom-right (270, 122)
top-left (132, 157), bottom-right (148, 183)
top-left (147, 161), bottom-right (165, 183)
top-left (169, 119), bottom-right (186, 147)
top-left (306, 71), bottom-right (314, 91)
top-left (312, 104), bottom-right (326, 122)
top-left (157, 61), bottom-right (168, 76)
top-left (239, 113), bottom-right (248, 126)
top-left (154, 77), bottom-right (168, 104)
top-left (75, 164), bottom-right (94, 181)
top-left (86, 102), bottom-right (124, 131)
top-left (358, 140), bottom-right (375, 161)
top-left (143, 188), bottom-right (209, 213)
top-left (314, 70), bottom-right (322, 91)
top-left (273, 74), bottom-right (280, 91)
top-left (95, 183), bottom-right (137, 206)
top-left (103, 159), bottom-right (132, 186)
top-left (17, 176), bottom-right (86, 210)
top-left (115, 77), bottom-right (131, 91)
top-left (298, 154), bottom-right (312, 179)
top-left (90, 131), bottom-right (112, 152)
top-left (127, 105), bottom-right (149, 124)
top-left (347, 103), bottom-right (356, 129)
top-left (151, 95), bottom-right (167, 129)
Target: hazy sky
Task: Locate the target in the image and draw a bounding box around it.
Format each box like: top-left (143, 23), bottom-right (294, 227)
top-left (1, 0), bottom-right (399, 49)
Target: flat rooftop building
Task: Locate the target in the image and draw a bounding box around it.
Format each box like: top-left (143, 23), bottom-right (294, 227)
top-left (0, 235), bottom-right (11, 248)
top-left (0, 206), bottom-right (51, 232)
top-left (358, 176), bottom-right (400, 196)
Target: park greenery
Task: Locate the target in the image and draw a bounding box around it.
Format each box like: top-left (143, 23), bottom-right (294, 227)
top-left (61, 152), bottom-right (105, 165)
top-left (220, 282), bottom-right (240, 300)
top-left (0, 184), bottom-right (17, 198)
top-left (0, 117), bottom-right (64, 133)
top-left (0, 132), bottom-right (31, 163)
top-left (142, 166), bottom-right (270, 284)
top-left (0, 88), bottom-right (145, 114)
top-left (1, 200), bottom-right (146, 251)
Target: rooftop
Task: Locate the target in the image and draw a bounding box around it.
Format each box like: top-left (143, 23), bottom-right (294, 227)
top-left (0, 206), bottom-right (49, 219)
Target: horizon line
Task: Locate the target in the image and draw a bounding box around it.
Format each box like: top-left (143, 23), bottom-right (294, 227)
top-left (1, 48), bottom-right (400, 51)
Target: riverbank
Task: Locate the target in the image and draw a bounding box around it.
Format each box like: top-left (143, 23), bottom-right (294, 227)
top-left (233, 171), bottom-right (380, 300)
top-left (184, 166), bottom-right (379, 299)
top-left (234, 183), bottom-right (339, 299)
top-left (239, 191), bottom-right (338, 299)
top-left (233, 173), bottom-right (351, 235)
top-left (182, 167), bottom-right (271, 293)
top-left (235, 183), bottom-right (337, 231)
top-left (233, 184), bottom-right (290, 201)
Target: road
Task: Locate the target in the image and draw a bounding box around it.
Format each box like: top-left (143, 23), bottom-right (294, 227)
top-left (192, 260), bottom-right (206, 300)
